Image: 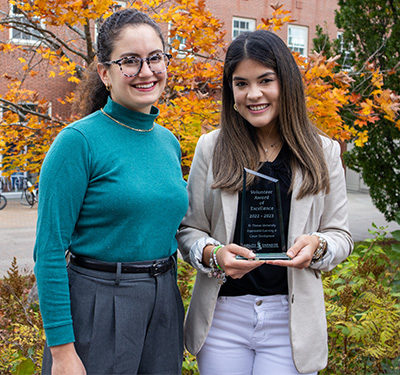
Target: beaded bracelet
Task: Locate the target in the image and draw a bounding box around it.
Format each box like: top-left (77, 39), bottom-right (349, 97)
top-left (207, 245), bottom-right (226, 284)
top-left (212, 245), bottom-right (224, 271)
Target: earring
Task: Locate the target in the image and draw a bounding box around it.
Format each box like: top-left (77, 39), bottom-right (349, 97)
top-left (233, 103), bottom-right (239, 111)
top-left (105, 83), bottom-right (111, 91)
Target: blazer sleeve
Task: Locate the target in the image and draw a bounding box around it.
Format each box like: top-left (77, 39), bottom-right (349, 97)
top-left (310, 138), bottom-right (353, 272)
top-left (177, 132), bottom-right (221, 271)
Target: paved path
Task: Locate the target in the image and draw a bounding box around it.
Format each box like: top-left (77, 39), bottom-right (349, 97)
top-left (347, 191), bottom-right (398, 242)
top-left (0, 198), bottom-right (37, 277)
top-left (0, 192), bottom-right (398, 278)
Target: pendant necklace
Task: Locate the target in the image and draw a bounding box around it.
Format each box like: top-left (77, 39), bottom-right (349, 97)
top-left (260, 125), bottom-right (281, 161)
top-left (264, 141), bottom-right (282, 162)
top-left (264, 139), bottom-right (281, 154)
top-left (100, 108), bottom-right (155, 133)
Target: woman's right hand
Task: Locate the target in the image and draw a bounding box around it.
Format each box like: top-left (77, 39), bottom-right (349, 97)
top-left (50, 343), bottom-right (86, 375)
top-left (204, 244), bottom-right (265, 279)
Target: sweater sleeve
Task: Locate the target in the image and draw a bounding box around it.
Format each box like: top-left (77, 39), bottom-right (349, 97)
top-left (34, 127), bottom-right (91, 347)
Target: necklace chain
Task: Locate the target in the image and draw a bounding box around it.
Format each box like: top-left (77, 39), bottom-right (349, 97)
top-left (261, 125), bottom-right (279, 153)
top-left (100, 108), bottom-right (155, 133)
top-left (264, 140), bottom-right (281, 153)
top-left (260, 126), bottom-right (282, 162)
top-left (264, 142), bottom-right (282, 162)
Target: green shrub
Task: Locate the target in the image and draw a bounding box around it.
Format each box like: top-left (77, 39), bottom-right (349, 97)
top-left (177, 259), bottom-right (199, 375)
top-left (0, 258), bottom-right (45, 375)
top-left (321, 224), bottom-right (400, 374)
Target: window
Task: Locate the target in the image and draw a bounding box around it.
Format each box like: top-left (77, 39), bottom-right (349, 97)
top-left (18, 103), bottom-right (38, 123)
top-left (287, 25), bottom-right (308, 57)
top-left (232, 17), bottom-right (256, 39)
top-left (337, 32), bottom-right (353, 71)
top-left (168, 21), bottom-right (188, 58)
top-left (9, 4), bottom-right (42, 45)
top-left (172, 34), bottom-right (187, 54)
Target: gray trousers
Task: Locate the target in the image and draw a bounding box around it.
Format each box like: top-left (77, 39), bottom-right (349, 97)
top-left (42, 259), bottom-right (184, 375)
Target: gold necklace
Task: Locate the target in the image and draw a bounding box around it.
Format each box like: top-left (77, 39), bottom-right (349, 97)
top-left (100, 108), bottom-right (155, 133)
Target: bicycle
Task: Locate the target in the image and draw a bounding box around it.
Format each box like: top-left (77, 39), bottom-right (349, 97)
top-left (0, 179), bottom-right (7, 210)
top-left (0, 192), bottom-right (6, 210)
top-left (21, 178), bottom-right (38, 207)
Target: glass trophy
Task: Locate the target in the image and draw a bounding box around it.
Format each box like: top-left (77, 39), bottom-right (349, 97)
top-left (237, 168), bottom-right (290, 260)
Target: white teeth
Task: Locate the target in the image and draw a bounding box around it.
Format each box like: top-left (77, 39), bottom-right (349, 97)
top-left (134, 82), bottom-right (155, 89)
top-left (249, 104), bottom-right (268, 111)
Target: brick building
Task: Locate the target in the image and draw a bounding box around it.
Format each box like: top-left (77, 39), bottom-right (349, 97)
top-left (206, 0), bottom-right (340, 56)
top-left (0, 0), bottom-right (81, 120)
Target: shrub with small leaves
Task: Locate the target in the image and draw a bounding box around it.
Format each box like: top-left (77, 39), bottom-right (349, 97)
top-left (177, 259), bottom-right (199, 375)
top-left (0, 258), bottom-right (45, 375)
top-left (321, 224), bottom-right (400, 374)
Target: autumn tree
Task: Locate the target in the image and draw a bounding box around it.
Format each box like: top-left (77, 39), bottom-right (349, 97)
top-left (0, 0), bottom-right (115, 177)
top-left (334, 0), bottom-right (400, 221)
top-left (0, 0), bottom-right (226, 179)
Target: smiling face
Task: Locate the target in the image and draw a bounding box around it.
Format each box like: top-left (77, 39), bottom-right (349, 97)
top-left (97, 24), bottom-right (167, 114)
top-left (232, 59), bottom-right (280, 135)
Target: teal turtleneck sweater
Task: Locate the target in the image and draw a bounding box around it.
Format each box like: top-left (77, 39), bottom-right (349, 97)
top-left (33, 98), bottom-right (188, 347)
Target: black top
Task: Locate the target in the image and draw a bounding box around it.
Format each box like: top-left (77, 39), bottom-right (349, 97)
top-left (219, 144), bottom-right (292, 296)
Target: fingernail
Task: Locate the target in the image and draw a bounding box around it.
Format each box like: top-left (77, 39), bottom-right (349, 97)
top-left (287, 251), bottom-right (294, 258)
top-left (249, 251), bottom-right (255, 257)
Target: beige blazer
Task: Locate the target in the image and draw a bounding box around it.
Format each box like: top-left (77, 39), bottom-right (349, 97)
top-left (177, 129), bottom-right (353, 374)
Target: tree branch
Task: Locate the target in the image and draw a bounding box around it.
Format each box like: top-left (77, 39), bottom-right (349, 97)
top-left (0, 98), bottom-right (67, 127)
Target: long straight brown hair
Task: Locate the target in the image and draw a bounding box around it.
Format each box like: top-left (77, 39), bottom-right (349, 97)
top-left (212, 30), bottom-right (330, 199)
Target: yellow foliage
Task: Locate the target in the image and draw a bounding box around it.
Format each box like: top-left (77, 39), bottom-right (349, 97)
top-left (0, 0), bottom-right (399, 177)
top-left (354, 130), bottom-right (369, 147)
top-left (0, 43), bottom-right (18, 53)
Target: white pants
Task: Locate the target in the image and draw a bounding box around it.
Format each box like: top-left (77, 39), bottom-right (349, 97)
top-left (196, 294), bottom-right (317, 375)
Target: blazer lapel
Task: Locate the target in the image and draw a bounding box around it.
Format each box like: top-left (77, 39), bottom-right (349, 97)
top-left (287, 169), bottom-right (314, 247)
top-left (220, 190), bottom-right (239, 244)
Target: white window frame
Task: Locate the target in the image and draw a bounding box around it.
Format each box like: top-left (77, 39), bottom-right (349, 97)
top-left (337, 31), bottom-right (354, 71)
top-left (18, 102), bottom-right (39, 123)
top-left (9, 4), bottom-right (44, 46)
top-left (232, 17), bottom-right (256, 39)
top-left (287, 25), bottom-right (308, 57)
top-left (168, 21), bottom-right (189, 58)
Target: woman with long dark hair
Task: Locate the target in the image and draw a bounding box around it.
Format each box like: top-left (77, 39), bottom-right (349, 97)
top-left (177, 30), bottom-right (353, 374)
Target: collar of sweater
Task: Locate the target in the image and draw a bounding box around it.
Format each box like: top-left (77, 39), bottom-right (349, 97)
top-left (102, 97), bottom-right (159, 132)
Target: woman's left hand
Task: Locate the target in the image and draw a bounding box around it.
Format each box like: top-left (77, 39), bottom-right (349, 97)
top-left (265, 234), bottom-right (319, 269)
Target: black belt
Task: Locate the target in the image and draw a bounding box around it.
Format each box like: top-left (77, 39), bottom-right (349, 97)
top-left (70, 254), bottom-right (174, 276)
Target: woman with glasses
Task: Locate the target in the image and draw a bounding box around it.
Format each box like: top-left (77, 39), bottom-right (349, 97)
top-left (34, 8), bottom-right (188, 375)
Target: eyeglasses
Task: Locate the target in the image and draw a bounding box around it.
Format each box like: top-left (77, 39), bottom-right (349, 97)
top-left (103, 52), bottom-right (172, 77)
